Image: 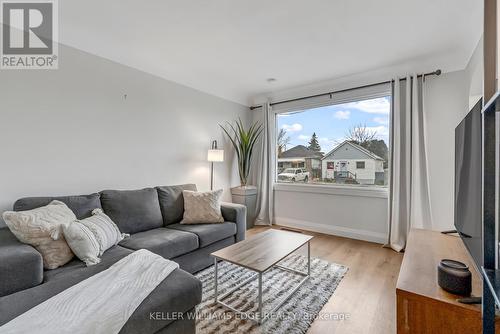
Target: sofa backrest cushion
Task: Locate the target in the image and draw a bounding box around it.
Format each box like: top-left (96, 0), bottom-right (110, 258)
top-left (156, 184), bottom-right (197, 225)
top-left (100, 188), bottom-right (163, 234)
top-left (14, 194), bottom-right (101, 220)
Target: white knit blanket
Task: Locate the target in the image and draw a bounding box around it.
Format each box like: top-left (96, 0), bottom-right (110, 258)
top-left (0, 249), bottom-right (179, 334)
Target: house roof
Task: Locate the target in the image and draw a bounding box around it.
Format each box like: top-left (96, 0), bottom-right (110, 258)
top-left (280, 145), bottom-right (323, 159)
top-left (322, 141), bottom-right (384, 161)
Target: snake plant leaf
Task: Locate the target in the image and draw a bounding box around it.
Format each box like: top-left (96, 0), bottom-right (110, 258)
top-left (220, 118), bottom-right (263, 186)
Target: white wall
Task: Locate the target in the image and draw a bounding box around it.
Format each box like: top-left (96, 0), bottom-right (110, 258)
top-left (424, 70), bottom-right (468, 231)
top-left (274, 188), bottom-right (388, 243)
top-left (465, 37), bottom-right (484, 109)
top-left (422, 38), bottom-right (483, 232)
top-left (0, 44), bottom-right (249, 227)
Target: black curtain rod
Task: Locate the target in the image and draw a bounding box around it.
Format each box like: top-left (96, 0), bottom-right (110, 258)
top-left (249, 69), bottom-right (442, 110)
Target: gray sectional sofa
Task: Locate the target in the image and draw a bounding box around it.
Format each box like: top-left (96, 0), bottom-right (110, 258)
top-left (0, 184), bottom-right (246, 334)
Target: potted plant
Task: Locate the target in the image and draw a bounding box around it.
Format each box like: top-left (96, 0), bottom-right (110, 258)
top-left (220, 119), bottom-right (262, 229)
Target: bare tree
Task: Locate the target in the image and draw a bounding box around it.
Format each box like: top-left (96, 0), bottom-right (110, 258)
top-left (345, 123), bottom-right (377, 145)
top-left (277, 128), bottom-right (291, 157)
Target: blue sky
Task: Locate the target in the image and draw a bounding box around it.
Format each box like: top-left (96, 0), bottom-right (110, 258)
top-left (277, 96), bottom-right (391, 153)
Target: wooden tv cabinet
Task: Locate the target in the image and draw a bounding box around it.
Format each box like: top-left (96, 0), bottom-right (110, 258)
top-left (396, 228), bottom-right (500, 333)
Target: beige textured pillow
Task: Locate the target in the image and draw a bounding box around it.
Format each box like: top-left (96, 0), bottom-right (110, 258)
top-left (2, 200), bottom-right (75, 269)
top-left (63, 208), bottom-right (128, 266)
top-left (181, 189), bottom-right (225, 224)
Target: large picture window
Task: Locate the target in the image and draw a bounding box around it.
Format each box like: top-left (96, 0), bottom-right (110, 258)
top-left (276, 92), bottom-right (391, 188)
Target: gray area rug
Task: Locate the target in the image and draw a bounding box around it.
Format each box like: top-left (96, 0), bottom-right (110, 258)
top-left (194, 254), bottom-right (348, 334)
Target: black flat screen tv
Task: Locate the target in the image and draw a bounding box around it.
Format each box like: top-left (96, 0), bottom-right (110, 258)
top-left (454, 98), bottom-right (483, 269)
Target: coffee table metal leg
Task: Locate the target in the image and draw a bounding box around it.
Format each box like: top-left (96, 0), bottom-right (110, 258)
top-left (214, 241), bottom-right (311, 324)
top-left (307, 241), bottom-right (311, 276)
top-left (258, 272), bottom-right (263, 323)
top-left (214, 258), bottom-right (218, 303)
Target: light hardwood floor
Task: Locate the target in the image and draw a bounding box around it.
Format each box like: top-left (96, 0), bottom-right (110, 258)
top-left (247, 225), bottom-right (403, 334)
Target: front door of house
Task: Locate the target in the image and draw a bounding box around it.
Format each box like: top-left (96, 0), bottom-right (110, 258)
top-left (339, 161), bottom-right (347, 172)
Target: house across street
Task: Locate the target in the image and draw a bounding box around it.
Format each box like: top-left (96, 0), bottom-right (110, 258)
top-left (321, 141), bottom-right (385, 185)
top-left (277, 141), bottom-right (386, 186)
top-left (277, 145), bottom-right (323, 179)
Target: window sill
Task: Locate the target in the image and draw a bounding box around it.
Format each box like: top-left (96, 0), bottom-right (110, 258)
top-left (273, 182), bottom-right (388, 199)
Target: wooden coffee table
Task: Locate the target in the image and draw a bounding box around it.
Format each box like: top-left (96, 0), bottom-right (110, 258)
top-left (211, 229), bottom-right (313, 323)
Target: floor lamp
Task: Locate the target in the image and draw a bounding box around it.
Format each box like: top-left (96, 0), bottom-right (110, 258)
top-left (207, 140), bottom-right (224, 190)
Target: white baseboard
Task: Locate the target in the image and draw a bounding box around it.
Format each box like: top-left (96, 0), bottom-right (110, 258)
top-left (274, 217), bottom-right (387, 244)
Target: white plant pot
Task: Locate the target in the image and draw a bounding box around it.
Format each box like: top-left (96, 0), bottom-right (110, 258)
top-left (231, 186), bottom-right (257, 229)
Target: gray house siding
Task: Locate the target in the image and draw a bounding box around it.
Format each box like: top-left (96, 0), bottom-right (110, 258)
top-left (322, 141), bottom-right (385, 185)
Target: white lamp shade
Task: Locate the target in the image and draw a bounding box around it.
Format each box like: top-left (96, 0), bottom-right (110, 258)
top-left (207, 149), bottom-right (224, 162)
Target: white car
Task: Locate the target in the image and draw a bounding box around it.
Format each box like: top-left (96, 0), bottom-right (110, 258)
top-left (278, 168), bottom-right (309, 182)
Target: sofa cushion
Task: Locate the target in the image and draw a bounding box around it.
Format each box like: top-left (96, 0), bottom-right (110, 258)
top-left (156, 184), bottom-right (197, 226)
top-left (120, 270), bottom-right (201, 334)
top-left (0, 253), bottom-right (201, 334)
top-left (0, 228), bottom-right (43, 297)
top-left (100, 188), bottom-right (163, 234)
top-left (14, 193), bottom-right (101, 220)
top-left (119, 228), bottom-right (199, 259)
top-left (167, 222), bottom-right (236, 248)
top-left (172, 236), bottom-right (235, 274)
top-left (43, 245), bottom-right (133, 282)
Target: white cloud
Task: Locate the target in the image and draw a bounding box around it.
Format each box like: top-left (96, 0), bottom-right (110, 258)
top-left (334, 110), bottom-right (350, 120)
top-left (297, 134), bottom-right (310, 141)
top-left (373, 116), bottom-right (389, 125)
top-left (345, 97), bottom-right (390, 114)
top-left (281, 123), bottom-right (303, 132)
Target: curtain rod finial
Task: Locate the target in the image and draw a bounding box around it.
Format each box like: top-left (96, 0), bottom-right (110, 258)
top-left (435, 69), bottom-right (442, 76)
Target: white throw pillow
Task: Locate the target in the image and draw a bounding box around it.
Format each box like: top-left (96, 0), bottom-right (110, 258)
top-left (2, 200), bottom-right (76, 269)
top-left (181, 189), bottom-right (225, 224)
top-left (63, 208), bottom-right (128, 266)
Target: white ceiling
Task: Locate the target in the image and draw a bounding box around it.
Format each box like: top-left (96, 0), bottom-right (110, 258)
top-left (59, 0), bottom-right (482, 105)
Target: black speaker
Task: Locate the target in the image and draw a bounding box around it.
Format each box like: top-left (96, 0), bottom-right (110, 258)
top-left (437, 259), bottom-right (472, 296)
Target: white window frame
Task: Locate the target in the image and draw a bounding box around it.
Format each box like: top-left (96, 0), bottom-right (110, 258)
top-left (273, 83), bottom-right (391, 198)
